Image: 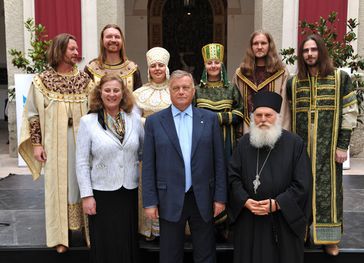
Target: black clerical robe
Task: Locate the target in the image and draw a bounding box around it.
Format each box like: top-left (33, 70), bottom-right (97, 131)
top-left (228, 130), bottom-right (312, 263)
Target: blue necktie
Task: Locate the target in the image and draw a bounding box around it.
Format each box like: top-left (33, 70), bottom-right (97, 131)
top-left (178, 112), bottom-right (192, 192)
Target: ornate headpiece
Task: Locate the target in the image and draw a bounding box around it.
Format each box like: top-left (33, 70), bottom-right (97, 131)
top-left (201, 43), bottom-right (224, 63)
top-left (146, 47), bottom-right (170, 81)
top-left (146, 47), bottom-right (170, 67)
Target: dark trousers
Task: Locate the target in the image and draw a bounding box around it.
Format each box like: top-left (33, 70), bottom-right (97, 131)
top-left (159, 190), bottom-right (216, 263)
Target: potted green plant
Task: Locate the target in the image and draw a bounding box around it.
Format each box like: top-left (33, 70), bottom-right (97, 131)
top-left (8, 18), bottom-right (50, 162)
top-left (8, 18), bottom-right (50, 100)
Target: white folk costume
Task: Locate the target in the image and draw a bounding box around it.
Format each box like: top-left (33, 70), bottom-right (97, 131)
top-left (133, 47), bottom-right (171, 239)
top-left (85, 59), bottom-right (142, 91)
top-left (18, 67), bottom-right (92, 248)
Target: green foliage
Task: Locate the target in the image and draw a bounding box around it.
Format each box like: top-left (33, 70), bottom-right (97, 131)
top-left (279, 11), bottom-right (364, 114)
top-left (280, 11), bottom-right (364, 71)
top-left (353, 73), bottom-right (364, 117)
top-left (9, 18), bottom-right (51, 74)
top-left (8, 86), bottom-right (15, 101)
top-left (280, 47), bottom-right (297, 66)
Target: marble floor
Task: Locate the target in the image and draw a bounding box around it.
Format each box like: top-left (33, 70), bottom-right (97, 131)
top-left (0, 170), bottom-right (364, 249)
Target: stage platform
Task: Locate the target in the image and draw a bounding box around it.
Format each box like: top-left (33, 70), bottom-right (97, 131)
top-left (0, 173), bottom-right (364, 263)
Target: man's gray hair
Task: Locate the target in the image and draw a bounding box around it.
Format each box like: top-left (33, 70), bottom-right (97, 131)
top-left (169, 70), bottom-right (195, 88)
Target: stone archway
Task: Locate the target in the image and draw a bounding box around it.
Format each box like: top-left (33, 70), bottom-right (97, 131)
top-left (148, 0), bottom-right (227, 82)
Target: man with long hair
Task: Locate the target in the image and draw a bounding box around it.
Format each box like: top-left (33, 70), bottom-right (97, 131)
top-left (84, 24), bottom-right (142, 91)
top-left (19, 33), bottom-right (93, 253)
top-left (233, 30), bottom-right (291, 135)
top-left (287, 34), bottom-right (358, 256)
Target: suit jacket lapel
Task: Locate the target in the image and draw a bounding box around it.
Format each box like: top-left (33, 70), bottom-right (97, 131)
top-left (191, 107), bottom-right (204, 158)
top-left (104, 128), bottom-right (122, 147)
top-left (160, 107), bottom-right (183, 159)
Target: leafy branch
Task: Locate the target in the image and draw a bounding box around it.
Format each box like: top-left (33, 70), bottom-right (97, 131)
top-left (279, 11), bottom-right (364, 114)
top-left (9, 18), bottom-right (51, 74)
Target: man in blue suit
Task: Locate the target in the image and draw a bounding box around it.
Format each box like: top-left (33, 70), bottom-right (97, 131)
top-left (142, 70), bottom-right (227, 263)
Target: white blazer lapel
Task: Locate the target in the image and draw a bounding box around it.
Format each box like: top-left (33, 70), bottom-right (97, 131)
top-left (121, 113), bottom-right (133, 146)
top-left (104, 127), bottom-right (122, 147)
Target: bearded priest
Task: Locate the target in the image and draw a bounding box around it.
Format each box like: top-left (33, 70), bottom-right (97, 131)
top-left (228, 91), bottom-right (312, 263)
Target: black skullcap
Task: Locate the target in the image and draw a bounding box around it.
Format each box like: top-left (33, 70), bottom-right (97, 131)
top-left (253, 92), bottom-right (282, 113)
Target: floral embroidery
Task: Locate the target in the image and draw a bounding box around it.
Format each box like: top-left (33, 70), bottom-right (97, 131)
top-left (29, 118), bottom-right (41, 145)
top-left (39, 68), bottom-right (90, 95)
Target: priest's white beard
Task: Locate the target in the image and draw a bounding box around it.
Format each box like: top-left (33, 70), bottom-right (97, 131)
top-left (249, 114), bottom-right (282, 149)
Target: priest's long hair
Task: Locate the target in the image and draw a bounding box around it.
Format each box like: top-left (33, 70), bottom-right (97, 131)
top-left (297, 34), bottom-right (335, 79)
top-left (239, 30), bottom-right (285, 77)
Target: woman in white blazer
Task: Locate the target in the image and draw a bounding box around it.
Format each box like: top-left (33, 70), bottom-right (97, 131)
top-left (76, 74), bottom-right (144, 263)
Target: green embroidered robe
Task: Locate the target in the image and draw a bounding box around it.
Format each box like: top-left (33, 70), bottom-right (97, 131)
top-left (287, 69), bottom-right (358, 244)
top-left (194, 80), bottom-right (243, 159)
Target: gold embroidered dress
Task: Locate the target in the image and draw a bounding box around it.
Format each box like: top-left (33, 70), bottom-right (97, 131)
top-left (85, 59), bottom-right (142, 91)
top-left (134, 81), bottom-right (171, 122)
top-left (19, 68), bottom-right (92, 247)
top-left (233, 67), bottom-right (290, 133)
top-left (287, 69), bottom-right (358, 244)
top-left (133, 80), bottom-right (171, 238)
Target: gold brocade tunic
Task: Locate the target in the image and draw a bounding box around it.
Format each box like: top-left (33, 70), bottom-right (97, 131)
top-left (18, 68), bottom-right (92, 248)
top-left (233, 67), bottom-right (291, 133)
top-left (85, 59), bottom-right (142, 91)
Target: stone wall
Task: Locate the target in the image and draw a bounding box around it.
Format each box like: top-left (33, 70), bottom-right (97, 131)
top-left (254, 0), bottom-right (284, 51)
top-left (350, 113), bottom-right (364, 157)
top-left (4, 0), bottom-right (24, 157)
top-left (351, 1), bottom-right (364, 157)
top-left (7, 100), bottom-right (17, 157)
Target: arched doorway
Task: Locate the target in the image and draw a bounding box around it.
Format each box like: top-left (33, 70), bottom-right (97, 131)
top-left (148, 0), bottom-right (227, 82)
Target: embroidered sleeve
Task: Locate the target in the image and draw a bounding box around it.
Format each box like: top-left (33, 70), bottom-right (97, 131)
top-left (29, 117), bottom-right (42, 145)
top-left (337, 71), bottom-right (358, 150)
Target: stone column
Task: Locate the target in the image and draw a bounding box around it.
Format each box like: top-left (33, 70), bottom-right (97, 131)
top-left (97, 0), bottom-right (120, 35)
top-left (254, 0), bottom-right (284, 51)
top-left (4, 0), bottom-right (25, 157)
top-left (350, 0), bottom-right (364, 157)
top-left (358, 1), bottom-right (364, 58)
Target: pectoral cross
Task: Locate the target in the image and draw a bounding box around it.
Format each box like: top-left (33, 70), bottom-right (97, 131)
top-left (253, 174), bottom-right (260, 194)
